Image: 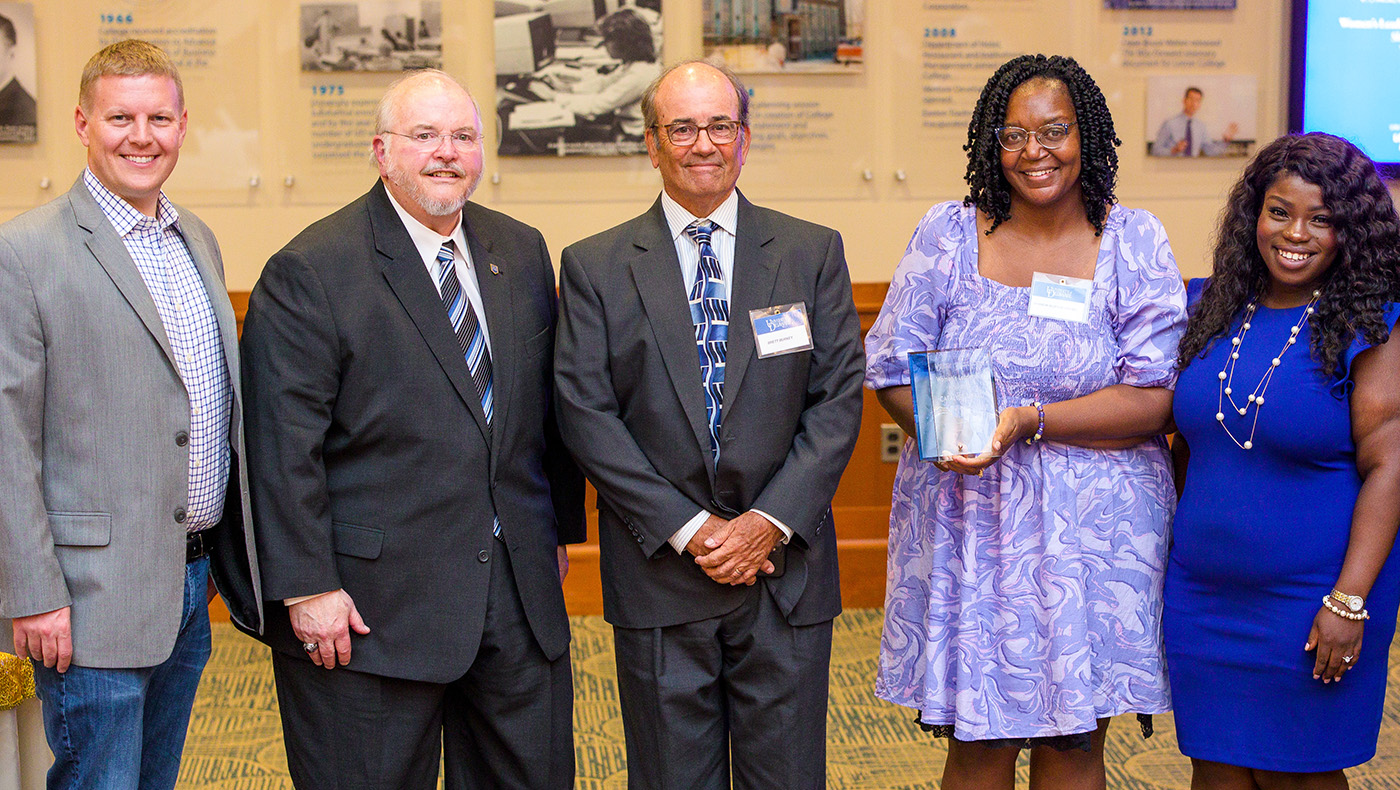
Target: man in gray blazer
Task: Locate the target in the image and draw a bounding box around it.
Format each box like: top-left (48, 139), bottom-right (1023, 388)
top-left (0, 40), bottom-right (262, 789)
top-left (555, 61), bottom-right (864, 789)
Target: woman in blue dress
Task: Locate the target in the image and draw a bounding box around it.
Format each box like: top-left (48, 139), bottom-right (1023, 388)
top-left (1166, 132), bottom-right (1400, 788)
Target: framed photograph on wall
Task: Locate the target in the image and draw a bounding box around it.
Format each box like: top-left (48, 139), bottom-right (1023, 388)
top-left (1147, 74), bottom-right (1257, 158)
top-left (0, 1), bottom-right (36, 144)
top-left (495, 1), bottom-right (663, 157)
top-left (703, 0), bottom-right (864, 74)
top-left (300, 1), bottom-right (442, 73)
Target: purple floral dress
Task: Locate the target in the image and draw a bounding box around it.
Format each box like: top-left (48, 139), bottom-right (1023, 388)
top-left (864, 202), bottom-right (1187, 740)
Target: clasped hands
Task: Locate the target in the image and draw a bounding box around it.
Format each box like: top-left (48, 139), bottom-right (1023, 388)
top-left (686, 512), bottom-right (781, 587)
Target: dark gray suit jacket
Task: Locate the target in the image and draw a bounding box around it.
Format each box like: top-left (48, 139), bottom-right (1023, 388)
top-left (0, 176), bottom-right (263, 667)
top-left (555, 192), bottom-right (863, 629)
top-left (240, 181), bottom-right (585, 684)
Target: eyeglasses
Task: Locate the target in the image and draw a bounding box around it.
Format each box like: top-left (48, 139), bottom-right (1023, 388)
top-left (994, 122), bottom-right (1076, 152)
top-left (653, 120), bottom-right (742, 146)
top-left (384, 130), bottom-right (481, 150)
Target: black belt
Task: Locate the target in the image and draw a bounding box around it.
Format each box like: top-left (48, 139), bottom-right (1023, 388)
top-left (186, 530), bottom-right (212, 563)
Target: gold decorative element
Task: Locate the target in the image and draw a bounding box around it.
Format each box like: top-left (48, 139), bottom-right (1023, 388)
top-left (0, 652), bottom-right (36, 711)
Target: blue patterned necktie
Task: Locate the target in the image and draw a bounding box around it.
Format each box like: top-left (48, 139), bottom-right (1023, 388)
top-left (436, 241), bottom-right (500, 537)
top-left (685, 221), bottom-right (728, 461)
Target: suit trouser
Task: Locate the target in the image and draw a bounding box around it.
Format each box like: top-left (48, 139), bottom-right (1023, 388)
top-left (270, 547), bottom-right (573, 790)
top-left (612, 583), bottom-right (833, 790)
top-left (32, 557), bottom-right (211, 790)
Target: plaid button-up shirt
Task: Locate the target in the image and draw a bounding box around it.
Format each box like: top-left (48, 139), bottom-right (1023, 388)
top-left (85, 169), bottom-right (232, 531)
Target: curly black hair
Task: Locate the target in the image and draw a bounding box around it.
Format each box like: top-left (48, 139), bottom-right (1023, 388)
top-left (1177, 132), bottom-right (1400, 378)
top-left (963, 54), bottom-right (1121, 235)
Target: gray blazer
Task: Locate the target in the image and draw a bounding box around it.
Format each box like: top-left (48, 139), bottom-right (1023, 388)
top-left (555, 193), bottom-right (865, 629)
top-left (0, 177), bottom-right (263, 668)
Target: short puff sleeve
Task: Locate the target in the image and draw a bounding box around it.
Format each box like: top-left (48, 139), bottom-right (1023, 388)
top-left (864, 202), bottom-right (968, 390)
top-left (1106, 207), bottom-right (1188, 389)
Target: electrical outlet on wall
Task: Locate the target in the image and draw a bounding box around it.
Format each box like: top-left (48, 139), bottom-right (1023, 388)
top-left (880, 424), bottom-right (906, 462)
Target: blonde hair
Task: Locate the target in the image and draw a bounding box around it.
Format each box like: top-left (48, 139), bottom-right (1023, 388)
top-left (79, 40), bottom-right (184, 111)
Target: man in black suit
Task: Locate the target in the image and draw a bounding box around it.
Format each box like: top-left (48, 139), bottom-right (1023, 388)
top-left (241, 69), bottom-right (584, 789)
top-left (554, 60), bottom-right (864, 789)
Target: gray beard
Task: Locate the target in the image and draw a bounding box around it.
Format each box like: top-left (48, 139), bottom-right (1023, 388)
top-left (385, 159), bottom-right (479, 216)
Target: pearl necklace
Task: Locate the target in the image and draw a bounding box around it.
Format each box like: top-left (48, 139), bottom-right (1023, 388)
top-left (1215, 290), bottom-right (1320, 450)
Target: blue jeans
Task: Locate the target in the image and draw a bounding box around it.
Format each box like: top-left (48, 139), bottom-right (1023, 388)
top-left (32, 557), bottom-right (212, 790)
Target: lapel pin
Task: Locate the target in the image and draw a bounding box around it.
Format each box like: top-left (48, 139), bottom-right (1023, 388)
top-left (489, 263), bottom-right (500, 275)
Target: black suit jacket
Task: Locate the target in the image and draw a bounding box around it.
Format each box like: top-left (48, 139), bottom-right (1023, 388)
top-left (554, 193), bottom-right (863, 629)
top-left (241, 181), bottom-right (585, 683)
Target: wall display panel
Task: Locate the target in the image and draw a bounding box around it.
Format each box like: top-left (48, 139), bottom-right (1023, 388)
top-left (494, 1), bottom-right (663, 157)
top-left (736, 74), bottom-right (869, 199)
top-left (1087, 2), bottom-right (1283, 201)
top-left (0, 2), bottom-right (37, 144)
top-left (1105, 0), bottom-right (1234, 8)
top-left (887, 1), bottom-right (1077, 200)
top-left (703, 0), bottom-right (865, 75)
top-left (82, 0), bottom-right (263, 206)
top-left (279, 76), bottom-right (395, 205)
top-left (300, 1), bottom-right (442, 73)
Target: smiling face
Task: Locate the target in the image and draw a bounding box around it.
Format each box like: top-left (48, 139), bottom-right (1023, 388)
top-left (999, 78), bottom-right (1081, 214)
top-left (1256, 171), bottom-right (1339, 307)
top-left (75, 74), bottom-right (186, 217)
top-left (645, 63), bottom-right (750, 218)
top-left (373, 74), bottom-right (482, 235)
top-left (1183, 89), bottom-right (1202, 117)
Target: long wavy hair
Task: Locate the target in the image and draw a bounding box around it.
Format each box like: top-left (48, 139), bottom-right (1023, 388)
top-left (1177, 132), bottom-right (1400, 377)
top-left (963, 54), bottom-right (1120, 235)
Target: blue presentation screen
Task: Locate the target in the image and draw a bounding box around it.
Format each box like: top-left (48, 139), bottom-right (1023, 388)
top-left (1295, 1), bottom-right (1400, 166)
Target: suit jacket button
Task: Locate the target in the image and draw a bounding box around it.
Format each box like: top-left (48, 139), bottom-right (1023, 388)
top-left (636, 536), bottom-right (643, 543)
top-left (174, 507), bottom-right (187, 524)
top-left (478, 550), bottom-right (490, 562)
top-left (175, 431), bottom-right (189, 447)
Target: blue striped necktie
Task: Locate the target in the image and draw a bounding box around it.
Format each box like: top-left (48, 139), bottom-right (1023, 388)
top-left (436, 241), bottom-right (500, 537)
top-left (685, 221), bottom-right (728, 461)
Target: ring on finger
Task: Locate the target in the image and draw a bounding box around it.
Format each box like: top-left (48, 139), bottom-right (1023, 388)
top-left (1343, 655), bottom-right (1354, 664)
top-left (302, 642), bottom-right (318, 653)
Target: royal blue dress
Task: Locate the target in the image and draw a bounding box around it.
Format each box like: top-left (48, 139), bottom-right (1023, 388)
top-left (1165, 280), bottom-right (1400, 771)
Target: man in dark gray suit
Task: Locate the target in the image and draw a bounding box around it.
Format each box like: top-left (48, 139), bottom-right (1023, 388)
top-left (554, 60), bottom-right (864, 789)
top-left (0, 40), bottom-right (262, 789)
top-left (241, 69), bottom-right (584, 789)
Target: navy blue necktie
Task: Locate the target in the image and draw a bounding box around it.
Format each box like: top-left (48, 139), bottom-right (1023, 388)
top-left (436, 241), bottom-right (501, 538)
top-left (685, 221), bottom-right (728, 461)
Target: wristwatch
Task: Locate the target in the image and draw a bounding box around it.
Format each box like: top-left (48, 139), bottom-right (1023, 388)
top-left (1331, 589), bottom-right (1365, 613)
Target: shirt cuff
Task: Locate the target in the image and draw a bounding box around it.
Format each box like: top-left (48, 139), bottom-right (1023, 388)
top-left (669, 510), bottom-right (712, 555)
top-left (283, 589), bottom-right (338, 607)
top-left (751, 509), bottom-right (793, 544)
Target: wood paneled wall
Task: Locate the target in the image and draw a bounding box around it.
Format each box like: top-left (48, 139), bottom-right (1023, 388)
top-left (224, 282), bottom-right (895, 619)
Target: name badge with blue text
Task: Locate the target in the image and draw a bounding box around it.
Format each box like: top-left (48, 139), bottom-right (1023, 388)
top-left (1027, 272), bottom-right (1092, 323)
top-left (750, 302), bottom-right (814, 358)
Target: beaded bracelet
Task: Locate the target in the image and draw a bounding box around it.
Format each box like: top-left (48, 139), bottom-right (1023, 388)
top-left (1322, 595), bottom-right (1369, 621)
top-left (1025, 401), bottom-right (1045, 445)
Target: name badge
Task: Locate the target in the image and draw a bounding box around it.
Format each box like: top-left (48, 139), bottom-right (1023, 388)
top-left (1027, 272), bottom-right (1092, 323)
top-left (750, 302), bottom-right (814, 358)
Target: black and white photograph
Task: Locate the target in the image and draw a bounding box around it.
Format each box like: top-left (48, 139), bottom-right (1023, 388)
top-left (1147, 74), bottom-right (1257, 158)
top-left (300, 1), bottom-right (441, 73)
top-left (495, 0), bottom-right (662, 156)
top-left (0, 1), bottom-right (36, 144)
top-left (703, 0), bottom-right (863, 74)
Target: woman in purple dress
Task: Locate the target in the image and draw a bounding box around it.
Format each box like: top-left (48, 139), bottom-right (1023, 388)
top-left (1166, 133), bottom-right (1400, 788)
top-left (866, 54), bottom-right (1187, 789)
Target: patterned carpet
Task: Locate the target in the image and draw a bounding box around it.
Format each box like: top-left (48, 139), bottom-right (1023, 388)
top-left (175, 609), bottom-right (1400, 789)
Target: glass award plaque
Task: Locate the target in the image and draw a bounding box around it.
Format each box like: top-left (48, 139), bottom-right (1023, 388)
top-left (908, 347), bottom-right (999, 461)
